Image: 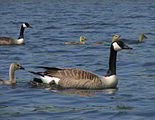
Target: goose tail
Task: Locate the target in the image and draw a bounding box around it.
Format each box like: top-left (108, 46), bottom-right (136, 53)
top-left (28, 71), bottom-right (44, 77)
top-left (36, 66), bottom-right (63, 70)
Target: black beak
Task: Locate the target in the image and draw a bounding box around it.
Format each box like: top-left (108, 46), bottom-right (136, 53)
top-left (29, 25), bottom-right (32, 28)
top-left (20, 66), bottom-right (25, 70)
top-left (123, 44), bottom-right (132, 49)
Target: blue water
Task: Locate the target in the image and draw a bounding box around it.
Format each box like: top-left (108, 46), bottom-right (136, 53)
top-left (0, 0), bottom-right (155, 120)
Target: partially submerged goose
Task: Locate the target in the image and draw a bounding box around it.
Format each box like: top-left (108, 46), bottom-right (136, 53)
top-left (0, 22), bottom-right (32, 45)
top-left (65, 36), bottom-right (86, 44)
top-left (29, 40), bottom-right (132, 89)
top-left (0, 63), bottom-right (24, 84)
top-left (139, 34), bottom-right (147, 43)
top-left (92, 35), bottom-right (120, 45)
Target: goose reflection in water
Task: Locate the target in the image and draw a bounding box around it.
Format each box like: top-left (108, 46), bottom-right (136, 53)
top-left (29, 82), bottom-right (117, 95)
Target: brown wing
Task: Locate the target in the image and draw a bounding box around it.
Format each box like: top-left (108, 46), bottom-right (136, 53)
top-left (44, 68), bottom-right (103, 89)
top-left (0, 37), bottom-right (15, 44)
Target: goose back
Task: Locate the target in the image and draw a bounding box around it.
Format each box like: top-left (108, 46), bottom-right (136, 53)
top-left (92, 41), bottom-right (110, 45)
top-left (0, 79), bottom-right (11, 84)
top-left (0, 37), bottom-right (16, 45)
top-left (65, 41), bottom-right (84, 44)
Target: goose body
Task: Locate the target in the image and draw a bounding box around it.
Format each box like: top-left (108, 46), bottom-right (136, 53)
top-left (0, 22), bottom-right (32, 45)
top-left (92, 35), bottom-right (120, 45)
top-left (30, 67), bottom-right (118, 89)
top-left (0, 63), bottom-right (24, 84)
top-left (30, 41), bottom-right (132, 89)
top-left (65, 36), bottom-right (86, 44)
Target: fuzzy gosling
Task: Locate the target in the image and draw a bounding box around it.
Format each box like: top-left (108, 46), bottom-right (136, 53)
top-left (0, 63), bottom-right (24, 84)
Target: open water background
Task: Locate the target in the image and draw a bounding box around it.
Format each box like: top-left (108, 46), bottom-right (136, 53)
top-left (0, 0), bottom-right (155, 120)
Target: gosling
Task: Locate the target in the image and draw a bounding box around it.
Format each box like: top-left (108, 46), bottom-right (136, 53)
top-left (0, 63), bottom-right (24, 84)
top-left (65, 36), bottom-right (86, 44)
top-left (92, 35), bottom-right (120, 45)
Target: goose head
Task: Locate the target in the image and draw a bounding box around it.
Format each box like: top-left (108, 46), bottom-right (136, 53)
top-left (112, 35), bottom-right (120, 42)
top-left (112, 40), bottom-right (132, 51)
top-left (80, 36), bottom-right (86, 42)
top-left (139, 34), bottom-right (147, 42)
top-left (22, 22), bottom-right (32, 28)
top-left (12, 62), bottom-right (25, 71)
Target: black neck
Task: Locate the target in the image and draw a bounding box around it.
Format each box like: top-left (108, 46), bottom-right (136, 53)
top-left (106, 45), bottom-right (117, 76)
top-left (18, 25), bottom-right (25, 39)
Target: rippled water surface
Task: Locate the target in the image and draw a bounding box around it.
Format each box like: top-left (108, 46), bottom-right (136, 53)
top-left (0, 0), bottom-right (155, 120)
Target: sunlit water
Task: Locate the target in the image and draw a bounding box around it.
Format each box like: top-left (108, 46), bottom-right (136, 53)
top-left (0, 0), bottom-right (155, 120)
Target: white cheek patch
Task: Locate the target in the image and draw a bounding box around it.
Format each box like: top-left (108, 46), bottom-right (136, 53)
top-left (23, 23), bottom-right (27, 28)
top-left (112, 42), bottom-right (122, 51)
top-left (40, 76), bottom-right (60, 85)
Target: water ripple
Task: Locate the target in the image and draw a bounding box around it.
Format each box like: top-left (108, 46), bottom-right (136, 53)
top-left (0, 0), bottom-right (155, 120)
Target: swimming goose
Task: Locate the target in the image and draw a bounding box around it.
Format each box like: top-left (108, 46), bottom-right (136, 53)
top-left (92, 35), bottom-right (120, 45)
top-left (29, 40), bottom-right (132, 89)
top-left (0, 63), bottom-right (24, 84)
top-left (65, 36), bottom-right (86, 44)
top-left (0, 22), bottom-right (32, 45)
top-left (139, 34), bottom-right (147, 43)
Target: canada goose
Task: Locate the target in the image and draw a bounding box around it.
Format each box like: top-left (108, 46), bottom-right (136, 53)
top-left (65, 36), bottom-right (86, 44)
top-left (139, 34), bottom-right (147, 43)
top-left (0, 22), bottom-right (32, 45)
top-left (0, 63), bottom-right (24, 84)
top-left (29, 40), bottom-right (132, 89)
top-left (92, 35), bottom-right (120, 45)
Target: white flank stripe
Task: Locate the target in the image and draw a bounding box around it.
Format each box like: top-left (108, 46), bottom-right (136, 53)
top-left (40, 76), bottom-right (60, 84)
